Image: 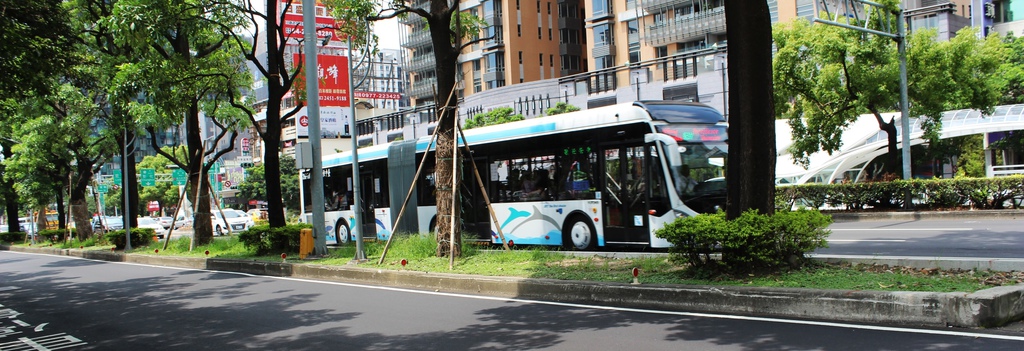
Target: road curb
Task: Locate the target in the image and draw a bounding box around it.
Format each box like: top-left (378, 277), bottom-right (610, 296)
top-left (4, 244), bottom-right (1023, 328)
top-left (828, 209), bottom-right (1024, 222)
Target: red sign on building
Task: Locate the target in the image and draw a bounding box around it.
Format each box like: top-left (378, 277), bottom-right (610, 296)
top-left (279, 0), bottom-right (339, 41)
top-left (293, 53), bottom-right (350, 107)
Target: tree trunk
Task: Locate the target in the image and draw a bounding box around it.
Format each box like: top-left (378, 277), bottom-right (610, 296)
top-left (1, 139), bottom-right (20, 233)
top-left (55, 185), bottom-right (66, 230)
top-left (725, 1), bottom-right (776, 219)
top-left (883, 120), bottom-right (899, 176)
top-left (71, 161), bottom-right (95, 240)
top-left (263, 0), bottom-right (287, 228)
top-left (186, 101), bottom-right (215, 245)
top-left (126, 128), bottom-right (139, 229)
top-left (428, 3), bottom-right (462, 257)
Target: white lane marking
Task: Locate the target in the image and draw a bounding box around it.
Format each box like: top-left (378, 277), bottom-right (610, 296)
top-left (13, 320), bottom-right (30, 327)
top-left (7, 251), bottom-right (1024, 342)
top-left (34, 323), bottom-right (47, 332)
top-left (829, 239), bottom-right (907, 242)
top-left (831, 228), bottom-right (972, 231)
top-left (0, 287), bottom-right (18, 292)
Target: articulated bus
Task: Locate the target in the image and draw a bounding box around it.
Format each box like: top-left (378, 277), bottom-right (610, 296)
top-left (300, 101), bottom-right (728, 250)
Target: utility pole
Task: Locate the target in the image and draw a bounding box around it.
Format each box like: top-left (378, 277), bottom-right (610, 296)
top-left (302, 0), bottom-right (327, 255)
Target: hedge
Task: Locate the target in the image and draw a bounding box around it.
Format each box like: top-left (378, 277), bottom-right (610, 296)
top-left (776, 176), bottom-right (1024, 211)
top-left (104, 228), bottom-right (155, 250)
top-left (238, 223), bottom-right (312, 256)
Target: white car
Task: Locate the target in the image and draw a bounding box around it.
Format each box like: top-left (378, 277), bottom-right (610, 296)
top-left (213, 210), bottom-right (255, 235)
top-left (136, 217), bottom-right (169, 238)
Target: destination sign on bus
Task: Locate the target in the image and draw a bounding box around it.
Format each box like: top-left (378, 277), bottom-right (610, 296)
top-left (657, 125), bottom-right (727, 142)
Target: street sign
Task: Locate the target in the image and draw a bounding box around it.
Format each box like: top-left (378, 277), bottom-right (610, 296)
top-left (113, 170), bottom-right (122, 184)
top-left (97, 184), bottom-right (108, 194)
top-left (141, 168), bottom-right (156, 187)
top-left (172, 169), bottom-right (187, 186)
top-left (224, 180), bottom-right (232, 188)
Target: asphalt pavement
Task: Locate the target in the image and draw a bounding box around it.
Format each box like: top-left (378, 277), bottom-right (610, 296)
top-left (3, 209), bottom-right (1024, 329)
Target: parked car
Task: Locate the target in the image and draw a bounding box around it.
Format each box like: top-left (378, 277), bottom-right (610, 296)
top-left (156, 216), bottom-right (174, 229)
top-left (212, 210), bottom-right (255, 235)
top-left (136, 217), bottom-right (168, 238)
top-left (174, 214), bottom-right (193, 229)
top-left (104, 217), bottom-right (123, 231)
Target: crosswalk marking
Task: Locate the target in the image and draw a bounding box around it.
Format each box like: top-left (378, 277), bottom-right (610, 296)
top-left (0, 334), bottom-right (87, 351)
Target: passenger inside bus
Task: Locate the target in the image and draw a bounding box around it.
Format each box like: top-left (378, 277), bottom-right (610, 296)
top-left (522, 169), bottom-right (550, 201)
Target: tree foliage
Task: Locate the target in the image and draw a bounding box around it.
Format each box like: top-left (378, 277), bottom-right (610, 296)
top-left (546, 102), bottom-right (580, 116)
top-left (103, 0), bottom-right (252, 246)
top-left (237, 155), bottom-right (300, 216)
top-left (773, 5), bottom-right (1006, 177)
top-left (0, 0), bottom-right (78, 99)
top-left (464, 107), bottom-right (524, 129)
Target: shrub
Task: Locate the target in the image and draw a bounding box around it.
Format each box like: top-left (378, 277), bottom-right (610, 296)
top-left (656, 209), bottom-right (831, 273)
top-left (771, 209), bottom-right (832, 267)
top-left (104, 228), bottom-right (154, 250)
top-left (0, 232), bottom-right (27, 244)
top-left (238, 223), bottom-right (311, 255)
top-left (657, 212), bottom-right (731, 268)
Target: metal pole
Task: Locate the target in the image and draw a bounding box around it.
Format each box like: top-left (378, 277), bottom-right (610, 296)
top-left (897, 8), bottom-right (913, 208)
top-left (303, 0), bottom-right (328, 256)
top-left (349, 36), bottom-right (366, 261)
top-left (123, 126), bottom-right (132, 250)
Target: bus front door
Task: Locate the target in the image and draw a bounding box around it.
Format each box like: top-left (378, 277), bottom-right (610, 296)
top-left (602, 145), bottom-right (650, 245)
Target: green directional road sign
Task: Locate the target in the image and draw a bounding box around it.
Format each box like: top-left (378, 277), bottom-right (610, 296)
top-left (141, 168), bottom-right (156, 187)
top-left (97, 184), bottom-right (108, 194)
top-left (172, 169), bottom-right (187, 186)
top-left (113, 170), bottom-right (122, 184)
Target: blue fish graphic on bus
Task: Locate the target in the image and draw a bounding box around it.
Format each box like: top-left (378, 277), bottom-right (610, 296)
top-left (493, 206), bottom-right (562, 246)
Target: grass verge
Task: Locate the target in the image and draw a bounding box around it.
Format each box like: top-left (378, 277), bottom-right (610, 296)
top-left (9, 234), bottom-right (1020, 293)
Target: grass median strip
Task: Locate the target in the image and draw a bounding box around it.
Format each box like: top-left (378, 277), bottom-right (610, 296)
top-left (12, 234), bottom-right (1022, 293)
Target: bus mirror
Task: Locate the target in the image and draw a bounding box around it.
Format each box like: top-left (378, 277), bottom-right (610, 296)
top-left (646, 133), bottom-right (683, 168)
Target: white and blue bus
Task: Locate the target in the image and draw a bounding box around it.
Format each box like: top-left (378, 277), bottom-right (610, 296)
top-left (300, 101), bottom-right (728, 250)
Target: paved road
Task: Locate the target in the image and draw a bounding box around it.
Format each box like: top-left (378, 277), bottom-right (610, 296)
top-left (1, 251), bottom-right (1022, 350)
top-left (819, 219), bottom-right (1024, 258)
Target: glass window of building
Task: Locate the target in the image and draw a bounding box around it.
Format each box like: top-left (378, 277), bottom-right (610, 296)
top-left (592, 0), bottom-right (610, 16)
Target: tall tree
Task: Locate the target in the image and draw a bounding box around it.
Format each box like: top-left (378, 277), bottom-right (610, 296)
top-left (773, 7), bottom-right (1006, 178)
top-left (724, 1), bottom-right (776, 219)
top-left (0, 0), bottom-right (77, 232)
top-left (105, 0), bottom-right (251, 245)
top-left (216, 0), bottom-right (306, 229)
top-left (327, 0), bottom-right (483, 257)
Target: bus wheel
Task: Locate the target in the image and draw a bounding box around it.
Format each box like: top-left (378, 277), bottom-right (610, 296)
top-left (335, 219), bottom-right (351, 245)
top-left (563, 215), bottom-right (595, 251)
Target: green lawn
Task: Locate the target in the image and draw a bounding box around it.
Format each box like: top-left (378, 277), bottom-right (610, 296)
top-left (8, 234), bottom-right (1014, 293)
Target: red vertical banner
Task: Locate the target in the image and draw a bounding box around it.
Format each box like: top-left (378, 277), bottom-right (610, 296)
top-left (293, 53), bottom-right (350, 107)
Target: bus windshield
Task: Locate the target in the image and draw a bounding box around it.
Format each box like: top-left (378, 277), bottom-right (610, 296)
top-left (656, 124), bottom-right (728, 213)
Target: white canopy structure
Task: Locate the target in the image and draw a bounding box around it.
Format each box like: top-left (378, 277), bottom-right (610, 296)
top-left (776, 105), bottom-right (1024, 185)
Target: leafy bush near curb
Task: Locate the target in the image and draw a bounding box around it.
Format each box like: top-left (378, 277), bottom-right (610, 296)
top-left (104, 228), bottom-right (154, 249)
top-left (656, 209), bottom-right (832, 273)
top-left (238, 223), bottom-right (312, 255)
top-left (38, 229), bottom-right (76, 243)
top-left (776, 176), bottom-right (1024, 210)
top-left (0, 232), bottom-right (27, 244)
